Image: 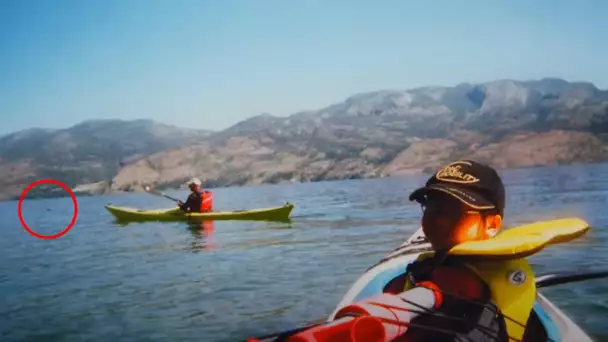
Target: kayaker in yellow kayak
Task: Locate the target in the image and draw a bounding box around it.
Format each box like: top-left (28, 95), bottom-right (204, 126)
top-left (384, 160), bottom-right (539, 341)
top-left (177, 178), bottom-right (213, 213)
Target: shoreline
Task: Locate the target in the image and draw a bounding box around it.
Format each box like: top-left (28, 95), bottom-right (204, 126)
top-left (8, 160), bottom-right (607, 202)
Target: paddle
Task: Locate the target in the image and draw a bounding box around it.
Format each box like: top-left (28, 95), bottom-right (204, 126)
top-left (143, 185), bottom-right (181, 203)
top-left (536, 269), bottom-right (608, 288)
top-left (250, 269), bottom-right (608, 341)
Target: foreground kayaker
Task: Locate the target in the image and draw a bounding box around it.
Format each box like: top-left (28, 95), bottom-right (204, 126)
top-left (248, 160), bottom-right (595, 342)
top-left (382, 160), bottom-right (536, 341)
top-left (251, 216), bottom-right (595, 342)
top-left (178, 178), bottom-right (213, 213)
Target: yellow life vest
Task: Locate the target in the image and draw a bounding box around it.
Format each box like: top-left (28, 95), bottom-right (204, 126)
top-left (404, 252), bottom-right (535, 341)
top-left (403, 217), bottom-right (590, 341)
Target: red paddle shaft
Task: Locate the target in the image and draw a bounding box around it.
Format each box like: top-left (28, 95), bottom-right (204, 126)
top-left (286, 282), bottom-right (443, 342)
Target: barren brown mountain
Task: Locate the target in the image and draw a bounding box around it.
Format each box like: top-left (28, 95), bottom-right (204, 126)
top-left (2, 78), bottom-right (608, 200)
top-left (110, 78), bottom-right (608, 193)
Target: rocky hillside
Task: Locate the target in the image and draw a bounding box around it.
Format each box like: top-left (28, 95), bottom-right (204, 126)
top-left (110, 78), bottom-right (608, 192)
top-left (0, 119), bottom-right (211, 200)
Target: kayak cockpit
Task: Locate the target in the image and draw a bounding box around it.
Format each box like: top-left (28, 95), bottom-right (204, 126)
top-left (380, 270), bottom-right (552, 342)
top-left (330, 250), bottom-right (561, 342)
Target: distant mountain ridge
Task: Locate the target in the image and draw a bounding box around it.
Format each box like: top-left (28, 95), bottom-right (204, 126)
top-left (3, 77), bottom-right (608, 200)
top-left (0, 119), bottom-right (211, 200)
top-left (110, 77), bottom-right (608, 193)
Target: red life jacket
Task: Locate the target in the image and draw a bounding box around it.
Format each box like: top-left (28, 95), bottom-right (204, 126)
top-left (200, 191), bottom-right (213, 212)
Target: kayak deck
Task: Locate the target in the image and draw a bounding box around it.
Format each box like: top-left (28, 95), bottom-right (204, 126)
top-left (105, 202), bottom-right (294, 223)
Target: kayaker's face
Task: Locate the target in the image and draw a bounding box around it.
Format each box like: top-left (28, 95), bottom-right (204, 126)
top-left (421, 192), bottom-right (500, 250)
top-left (189, 184), bottom-right (198, 192)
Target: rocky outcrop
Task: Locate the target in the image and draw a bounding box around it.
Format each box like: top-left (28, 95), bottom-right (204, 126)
top-left (382, 139), bottom-right (459, 176)
top-left (73, 181), bottom-right (112, 195)
top-left (464, 130), bottom-right (608, 168)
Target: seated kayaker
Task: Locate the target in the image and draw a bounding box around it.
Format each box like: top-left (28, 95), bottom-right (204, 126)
top-left (178, 178), bottom-right (213, 213)
top-left (384, 160), bottom-right (537, 342)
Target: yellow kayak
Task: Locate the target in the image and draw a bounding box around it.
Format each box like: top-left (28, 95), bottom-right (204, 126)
top-left (105, 202), bottom-right (294, 223)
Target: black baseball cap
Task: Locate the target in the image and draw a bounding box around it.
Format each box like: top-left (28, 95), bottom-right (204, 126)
top-left (409, 160), bottom-right (505, 217)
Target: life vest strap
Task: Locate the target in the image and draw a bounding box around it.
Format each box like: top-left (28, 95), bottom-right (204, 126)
top-left (454, 300), bottom-right (508, 342)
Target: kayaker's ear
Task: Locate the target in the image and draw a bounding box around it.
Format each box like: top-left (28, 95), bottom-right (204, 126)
top-left (484, 214), bottom-right (502, 238)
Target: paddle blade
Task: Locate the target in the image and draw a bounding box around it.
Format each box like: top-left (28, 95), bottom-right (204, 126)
top-left (448, 217), bottom-right (590, 259)
top-left (536, 270), bottom-right (608, 288)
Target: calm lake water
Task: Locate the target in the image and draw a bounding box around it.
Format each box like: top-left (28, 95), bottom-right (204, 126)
top-left (2, 163), bottom-right (608, 341)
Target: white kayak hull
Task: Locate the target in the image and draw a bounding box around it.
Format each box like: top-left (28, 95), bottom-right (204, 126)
top-left (328, 228), bottom-right (593, 342)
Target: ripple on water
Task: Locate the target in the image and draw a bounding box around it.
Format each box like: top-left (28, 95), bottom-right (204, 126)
top-left (1, 167), bottom-right (608, 341)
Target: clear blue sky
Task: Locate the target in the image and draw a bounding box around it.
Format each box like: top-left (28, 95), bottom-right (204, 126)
top-left (0, 0), bottom-right (606, 136)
